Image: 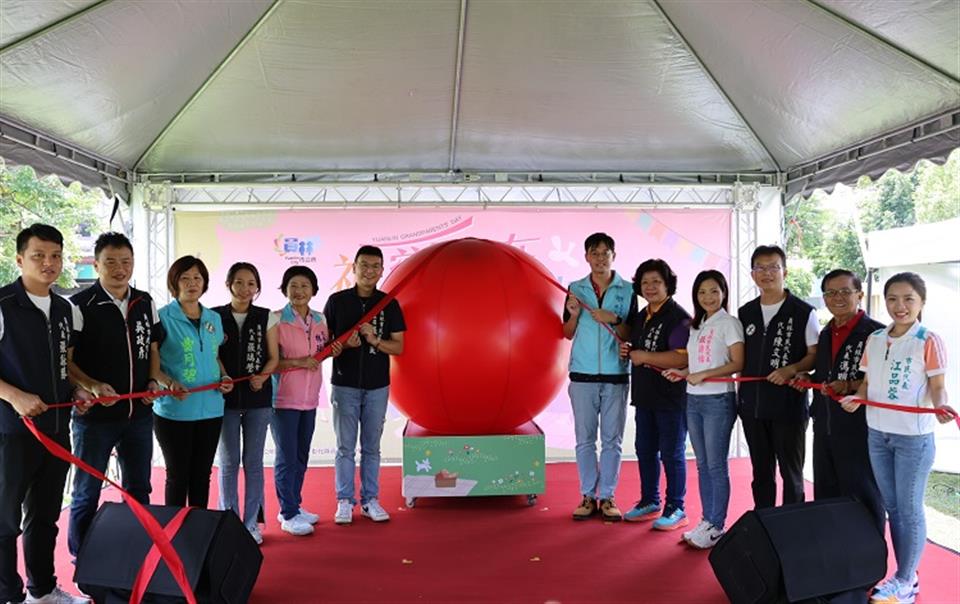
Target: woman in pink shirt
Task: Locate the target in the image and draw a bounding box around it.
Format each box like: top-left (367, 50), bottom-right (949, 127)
top-left (268, 266), bottom-right (339, 536)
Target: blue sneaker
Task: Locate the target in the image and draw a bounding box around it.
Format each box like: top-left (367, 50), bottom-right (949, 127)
top-left (652, 506), bottom-right (688, 531)
top-left (624, 501), bottom-right (660, 522)
top-left (870, 575), bottom-right (919, 604)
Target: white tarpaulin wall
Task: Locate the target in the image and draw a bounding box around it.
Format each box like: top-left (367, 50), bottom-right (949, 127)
top-left (1, 0), bottom-right (958, 196)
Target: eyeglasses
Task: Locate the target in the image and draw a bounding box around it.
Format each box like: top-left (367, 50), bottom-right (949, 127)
top-left (751, 264), bottom-right (782, 274)
top-left (823, 288), bottom-right (859, 298)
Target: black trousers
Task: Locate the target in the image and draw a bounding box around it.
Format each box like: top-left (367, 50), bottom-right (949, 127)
top-left (739, 413), bottom-right (807, 508)
top-left (813, 419), bottom-right (885, 533)
top-left (0, 431), bottom-right (70, 602)
top-left (153, 415), bottom-right (223, 508)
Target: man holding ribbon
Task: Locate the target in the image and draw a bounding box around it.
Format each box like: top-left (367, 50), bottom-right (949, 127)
top-left (793, 269), bottom-right (884, 530)
top-left (563, 232), bottom-right (635, 522)
top-left (324, 245), bottom-right (405, 525)
top-left (737, 245), bottom-right (819, 508)
top-left (66, 232), bottom-right (162, 560)
top-left (0, 224), bottom-right (92, 604)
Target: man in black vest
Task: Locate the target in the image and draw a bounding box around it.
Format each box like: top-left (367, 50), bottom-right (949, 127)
top-left (66, 232), bottom-right (162, 560)
top-left (0, 224), bottom-right (92, 604)
top-left (793, 269), bottom-right (884, 531)
top-left (738, 245), bottom-right (819, 508)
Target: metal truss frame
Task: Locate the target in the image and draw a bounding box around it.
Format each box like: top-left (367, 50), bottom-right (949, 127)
top-left (162, 182), bottom-right (740, 208)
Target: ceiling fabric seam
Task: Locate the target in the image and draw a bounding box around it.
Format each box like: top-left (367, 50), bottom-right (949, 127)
top-left (802, 0), bottom-right (960, 87)
top-left (649, 0), bottom-right (783, 174)
top-left (131, 0), bottom-right (285, 173)
top-left (0, 0), bottom-right (117, 55)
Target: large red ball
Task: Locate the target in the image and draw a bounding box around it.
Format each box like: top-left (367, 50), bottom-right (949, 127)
top-left (383, 238), bottom-right (568, 435)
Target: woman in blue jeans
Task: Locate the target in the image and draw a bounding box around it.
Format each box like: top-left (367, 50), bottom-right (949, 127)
top-left (214, 262), bottom-right (278, 545)
top-left (664, 270), bottom-right (743, 549)
top-left (841, 273), bottom-right (955, 604)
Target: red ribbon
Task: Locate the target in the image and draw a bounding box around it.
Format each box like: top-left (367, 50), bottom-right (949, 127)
top-left (18, 237), bottom-right (958, 604)
top-left (19, 239), bottom-right (460, 604)
top-left (20, 418), bottom-right (197, 604)
top-left (130, 507), bottom-right (193, 604)
top-left (650, 366), bottom-right (960, 428)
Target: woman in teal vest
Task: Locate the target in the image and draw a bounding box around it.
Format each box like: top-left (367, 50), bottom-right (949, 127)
top-left (150, 255), bottom-right (233, 508)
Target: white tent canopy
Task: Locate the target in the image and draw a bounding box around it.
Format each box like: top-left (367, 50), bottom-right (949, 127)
top-left (1, 0), bottom-right (958, 196)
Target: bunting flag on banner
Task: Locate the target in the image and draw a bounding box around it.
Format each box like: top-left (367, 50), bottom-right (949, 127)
top-left (634, 212), bottom-right (730, 269)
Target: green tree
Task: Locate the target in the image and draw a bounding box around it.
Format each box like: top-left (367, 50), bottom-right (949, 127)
top-left (0, 159), bottom-right (105, 287)
top-left (785, 265), bottom-right (815, 298)
top-left (811, 219), bottom-right (866, 279)
top-left (784, 191), bottom-right (828, 260)
top-left (857, 169), bottom-right (917, 231)
top-left (913, 154), bottom-right (960, 224)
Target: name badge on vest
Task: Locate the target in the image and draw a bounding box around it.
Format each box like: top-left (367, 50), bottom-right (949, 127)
top-left (745, 324), bottom-right (756, 336)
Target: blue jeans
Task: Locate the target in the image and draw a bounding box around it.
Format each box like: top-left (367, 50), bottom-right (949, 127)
top-left (569, 381), bottom-right (629, 500)
top-left (868, 428), bottom-right (935, 583)
top-left (67, 413), bottom-right (153, 557)
top-left (332, 386), bottom-right (389, 505)
top-left (270, 408), bottom-right (316, 521)
top-left (217, 407), bottom-right (270, 531)
top-left (635, 405), bottom-right (687, 510)
top-left (686, 392), bottom-right (736, 528)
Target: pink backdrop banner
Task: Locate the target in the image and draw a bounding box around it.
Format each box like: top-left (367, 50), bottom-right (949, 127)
top-left (174, 208), bottom-right (731, 462)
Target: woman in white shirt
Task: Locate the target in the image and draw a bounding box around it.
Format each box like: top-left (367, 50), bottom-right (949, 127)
top-left (664, 270), bottom-right (743, 549)
top-left (841, 273), bottom-right (955, 604)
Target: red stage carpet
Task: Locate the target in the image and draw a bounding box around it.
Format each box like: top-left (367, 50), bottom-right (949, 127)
top-left (46, 459), bottom-right (959, 603)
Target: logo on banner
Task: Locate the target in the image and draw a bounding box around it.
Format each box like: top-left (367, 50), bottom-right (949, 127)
top-left (274, 234), bottom-right (322, 264)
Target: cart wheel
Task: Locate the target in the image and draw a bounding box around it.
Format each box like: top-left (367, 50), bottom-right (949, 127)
top-left (526, 494), bottom-right (537, 506)
top-left (405, 497), bottom-right (416, 508)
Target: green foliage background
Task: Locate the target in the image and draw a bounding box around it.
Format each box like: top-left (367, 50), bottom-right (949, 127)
top-left (0, 159), bottom-right (106, 288)
top-left (784, 151), bottom-right (959, 297)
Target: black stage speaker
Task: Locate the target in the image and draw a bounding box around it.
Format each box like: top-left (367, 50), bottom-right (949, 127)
top-left (75, 503), bottom-right (262, 604)
top-left (709, 498), bottom-right (886, 604)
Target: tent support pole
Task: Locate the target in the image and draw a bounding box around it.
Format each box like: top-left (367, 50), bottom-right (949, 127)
top-left (650, 0), bottom-right (783, 173)
top-left (803, 0), bottom-right (960, 86)
top-left (0, 0), bottom-right (117, 56)
top-left (447, 0), bottom-right (469, 172)
top-left (132, 0), bottom-right (284, 172)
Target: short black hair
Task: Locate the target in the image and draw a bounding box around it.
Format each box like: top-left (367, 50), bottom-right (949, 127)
top-left (355, 245), bottom-right (384, 263)
top-left (584, 232), bottom-right (615, 253)
top-left (750, 245), bottom-right (786, 268)
top-left (166, 255), bottom-right (210, 297)
top-left (226, 262), bottom-right (262, 294)
top-left (16, 223), bottom-right (63, 254)
top-left (280, 265), bottom-right (319, 296)
top-left (820, 269), bottom-right (862, 292)
top-left (94, 232), bottom-right (133, 258)
top-left (633, 258), bottom-right (678, 297)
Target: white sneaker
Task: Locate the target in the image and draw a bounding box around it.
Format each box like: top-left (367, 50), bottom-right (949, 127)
top-left (335, 499), bottom-right (353, 524)
top-left (280, 515), bottom-right (314, 536)
top-left (24, 586), bottom-right (90, 603)
top-left (248, 526), bottom-right (263, 545)
top-left (298, 507), bottom-right (319, 525)
top-left (682, 519), bottom-right (711, 542)
top-left (688, 524), bottom-right (724, 549)
top-left (361, 499), bottom-right (390, 522)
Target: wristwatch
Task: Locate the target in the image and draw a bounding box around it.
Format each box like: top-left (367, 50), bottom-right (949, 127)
top-left (612, 316), bottom-right (622, 326)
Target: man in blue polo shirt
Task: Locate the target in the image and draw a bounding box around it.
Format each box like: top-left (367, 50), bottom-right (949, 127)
top-left (563, 232), bottom-right (635, 521)
top-left (0, 224), bottom-right (92, 604)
